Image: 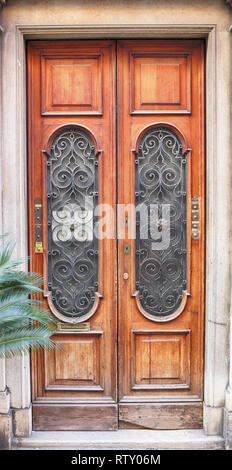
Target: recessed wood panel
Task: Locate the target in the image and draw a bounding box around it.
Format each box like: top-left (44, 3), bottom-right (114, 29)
top-left (44, 332), bottom-right (104, 391)
top-left (33, 404), bottom-right (118, 431)
top-left (131, 330), bottom-right (191, 390)
top-left (130, 53), bottom-right (191, 114)
top-left (41, 54), bottom-right (102, 115)
top-left (52, 63), bottom-right (92, 105)
top-left (119, 403), bottom-right (202, 430)
top-left (140, 63), bottom-right (181, 105)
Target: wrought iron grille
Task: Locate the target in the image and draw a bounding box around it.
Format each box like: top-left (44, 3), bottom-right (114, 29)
top-left (135, 126), bottom-right (188, 319)
top-left (46, 126), bottom-right (99, 320)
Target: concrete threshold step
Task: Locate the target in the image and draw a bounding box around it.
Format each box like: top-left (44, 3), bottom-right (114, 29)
top-left (13, 430), bottom-right (225, 450)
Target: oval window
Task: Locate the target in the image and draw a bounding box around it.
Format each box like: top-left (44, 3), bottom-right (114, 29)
top-left (134, 125), bottom-right (188, 320)
top-left (46, 126), bottom-right (99, 321)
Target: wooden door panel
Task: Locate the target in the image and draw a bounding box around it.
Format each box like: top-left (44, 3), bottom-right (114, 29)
top-left (28, 41), bottom-right (117, 430)
top-left (44, 331), bottom-right (104, 392)
top-left (130, 52), bottom-right (191, 113)
top-left (131, 329), bottom-right (191, 390)
top-left (41, 53), bottom-right (103, 115)
top-left (33, 404), bottom-right (118, 431)
top-left (119, 403), bottom-right (202, 430)
top-left (117, 40), bottom-right (205, 428)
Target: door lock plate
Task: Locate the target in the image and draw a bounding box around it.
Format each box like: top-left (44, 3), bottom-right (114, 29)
top-left (34, 199), bottom-right (43, 253)
top-left (35, 241), bottom-right (43, 253)
top-left (191, 197), bottom-right (200, 240)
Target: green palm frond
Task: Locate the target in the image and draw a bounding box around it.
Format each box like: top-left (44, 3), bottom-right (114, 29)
top-left (0, 235), bottom-right (60, 358)
top-left (0, 240), bottom-right (27, 272)
top-left (0, 326), bottom-right (59, 359)
top-left (0, 271), bottom-right (46, 299)
top-left (0, 305), bottom-right (58, 329)
top-left (0, 270), bottom-right (44, 285)
top-left (0, 239), bottom-right (15, 266)
top-left (0, 294), bottom-right (44, 312)
top-left (0, 294), bottom-right (57, 323)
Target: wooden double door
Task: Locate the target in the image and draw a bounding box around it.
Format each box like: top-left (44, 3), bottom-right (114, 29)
top-left (28, 39), bottom-right (205, 430)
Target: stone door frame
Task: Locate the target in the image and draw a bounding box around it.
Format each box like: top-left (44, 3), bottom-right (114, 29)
top-left (0, 23), bottom-right (231, 442)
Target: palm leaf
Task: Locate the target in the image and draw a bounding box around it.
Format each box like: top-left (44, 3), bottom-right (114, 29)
top-left (0, 295), bottom-right (58, 329)
top-left (0, 326), bottom-right (61, 359)
top-left (0, 285), bottom-right (44, 300)
top-left (0, 307), bottom-right (58, 329)
top-left (0, 305), bottom-right (58, 324)
top-left (0, 241), bottom-right (27, 272)
top-left (0, 295), bottom-right (44, 313)
top-left (0, 272), bottom-right (46, 299)
top-left (0, 270), bottom-right (44, 285)
top-left (0, 235), bottom-right (60, 359)
top-left (0, 239), bottom-right (15, 266)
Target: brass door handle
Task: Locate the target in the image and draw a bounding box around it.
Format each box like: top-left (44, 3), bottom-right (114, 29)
top-left (123, 273), bottom-right (129, 280)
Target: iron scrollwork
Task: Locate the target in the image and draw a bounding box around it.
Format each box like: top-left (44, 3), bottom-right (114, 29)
top-left (134, 125), bottom-right (189, 321)
top-left (46, 125), bottom-right (100, 322)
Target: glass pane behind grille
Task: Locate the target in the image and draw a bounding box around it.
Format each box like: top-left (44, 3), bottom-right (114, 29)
top-left (46, 126), bottom-right (99, 320)
top-left (135, 126), bottom-right (187, 319)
